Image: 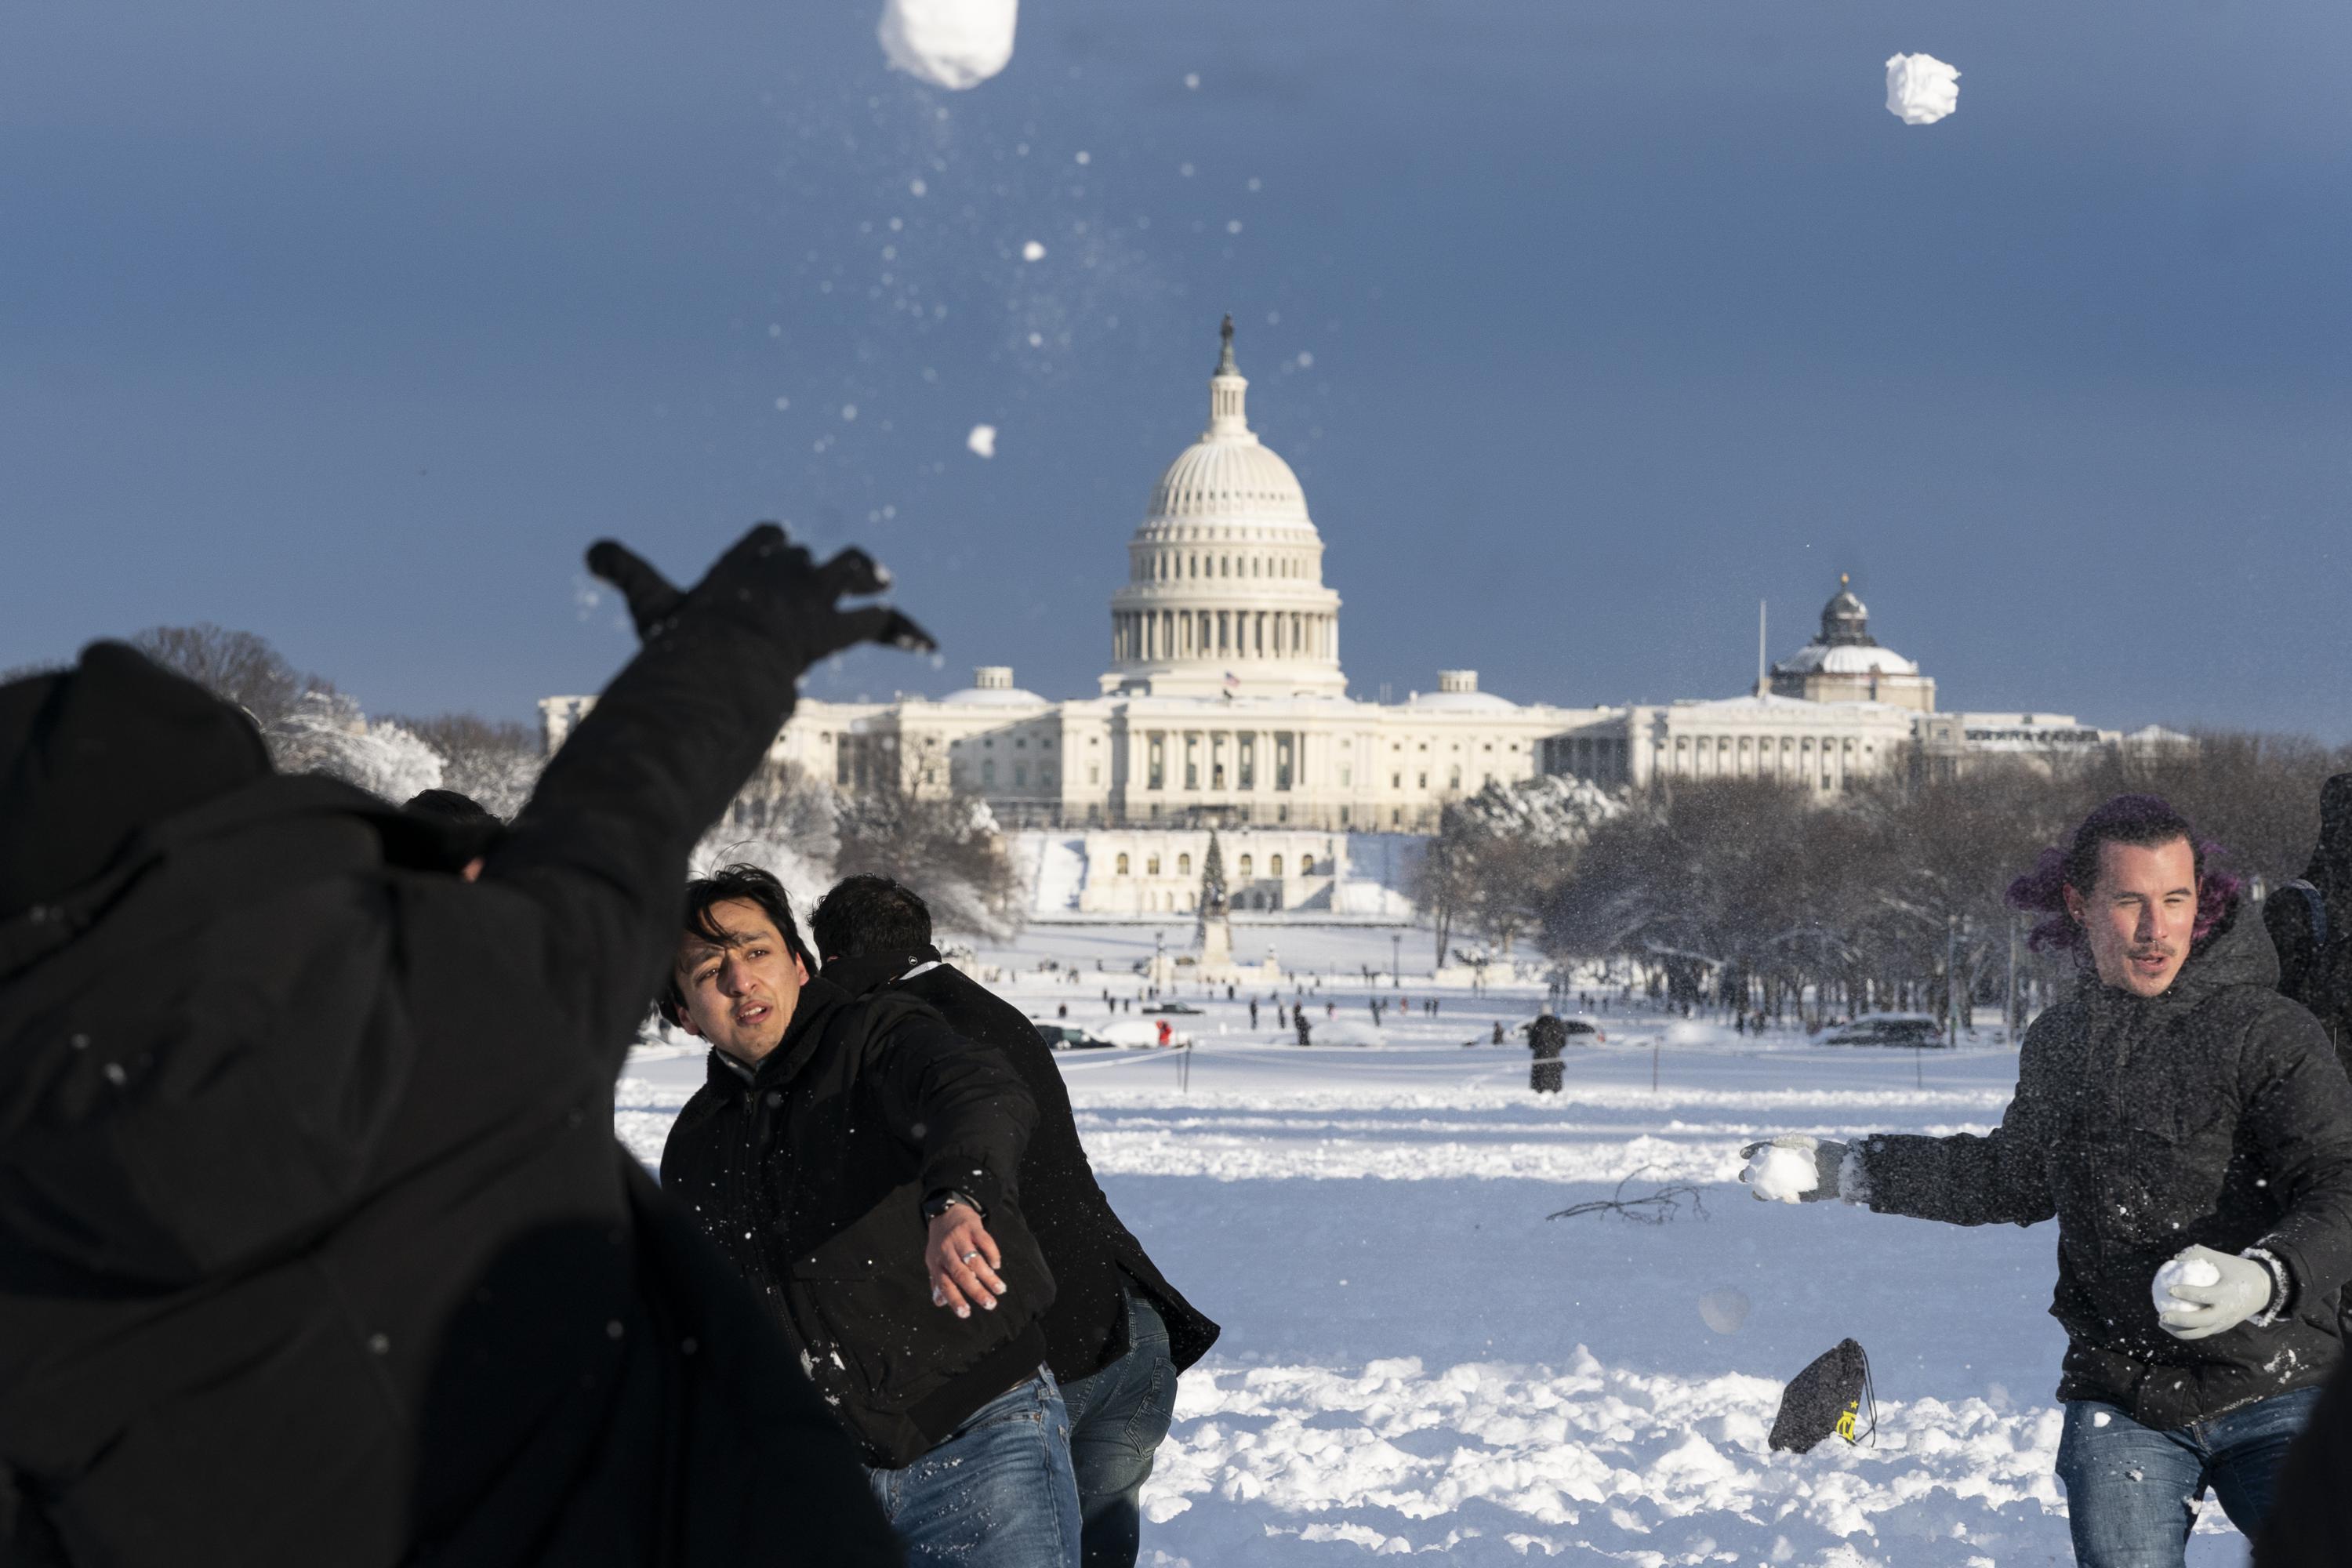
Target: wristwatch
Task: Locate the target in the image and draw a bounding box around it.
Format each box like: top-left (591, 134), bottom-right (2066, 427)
top-left (921, 1189), bottom-right (982, 1221)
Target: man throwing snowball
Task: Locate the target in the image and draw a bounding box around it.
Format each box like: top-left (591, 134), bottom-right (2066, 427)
top-left (1740, 795), bottom-right (2352, 1567)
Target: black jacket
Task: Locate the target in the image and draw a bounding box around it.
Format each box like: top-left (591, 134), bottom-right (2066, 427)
top-left (826, 949), bottom-right (1221, 1382)
top-left (0, 622), bottom-right (897, 1560)
top-left (660, 976), bottom-right (1054, 1468)
top-left (1860, 906), bottom-right (2352, 1429)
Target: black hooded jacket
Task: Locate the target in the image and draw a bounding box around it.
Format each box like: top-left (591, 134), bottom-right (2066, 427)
top-left (823, 949), bottom-right (1220, 1384)
top-left (659, 975), bottom-right (1053, 1468)
top-left (0, 628), bottom-right (897, 1565)
top-left (2267, 771), bottom-right (2352, 1072)
top-left (1860, 905), bottom-right (2352, 1429)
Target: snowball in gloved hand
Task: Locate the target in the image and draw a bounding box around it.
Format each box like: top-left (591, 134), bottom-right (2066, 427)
top-left (2152, 1255), bottom-right (2222, 1314)
top-left (1886, 53), bottom-right (1961, 125)
top-left (1738, 1135), bottom-right (1851, 1203)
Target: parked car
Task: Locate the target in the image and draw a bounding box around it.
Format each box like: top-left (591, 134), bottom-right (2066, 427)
top-left (1822, 1013), bottom-right (1947, 1048)
top-left (1142, 1002), bottom-right (1203, 1016)
top-left (1031, 1021), bottom-right (1117, 1051)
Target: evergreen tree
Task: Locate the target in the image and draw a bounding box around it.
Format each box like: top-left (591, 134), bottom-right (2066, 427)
top-left (1199, 830), bottom-right (1228, 917)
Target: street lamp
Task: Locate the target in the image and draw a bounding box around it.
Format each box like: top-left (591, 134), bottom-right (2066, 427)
top-left (1391, 931), bottom-right (1402, 989)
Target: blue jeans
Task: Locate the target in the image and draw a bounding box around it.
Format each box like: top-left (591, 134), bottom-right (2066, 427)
top-left (2055, 1386), bottom-right (2323, 1566)
top-left (1058, 1292), bottom-right (1178, 1568)
top-left (866, 1368), bottom-right (1081, 1568)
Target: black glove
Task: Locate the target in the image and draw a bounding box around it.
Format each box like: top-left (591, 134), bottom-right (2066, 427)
top-left (586, 523), bottom-right (936, 664)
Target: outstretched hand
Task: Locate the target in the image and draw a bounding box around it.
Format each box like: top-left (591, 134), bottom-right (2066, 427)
top-left (586, 523), bottom-right (936, 663)
top-left (925, 1207), bottom-right (1006, 1320)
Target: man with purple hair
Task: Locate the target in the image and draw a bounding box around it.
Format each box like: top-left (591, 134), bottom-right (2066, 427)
top-left (1740, 794), bottom-right (2352, 1567)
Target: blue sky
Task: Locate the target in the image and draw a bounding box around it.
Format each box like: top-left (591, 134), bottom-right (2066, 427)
top-left (4, 2), bottom-right (2347, 737)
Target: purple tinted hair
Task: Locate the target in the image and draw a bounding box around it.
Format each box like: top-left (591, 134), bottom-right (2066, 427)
top-left (2005, 793), bottom-right (2242, 955)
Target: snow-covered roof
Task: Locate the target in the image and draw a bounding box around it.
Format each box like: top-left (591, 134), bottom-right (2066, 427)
top-left (1773, 643), bottom-right (1920, 677)
top-left (1404, 689), bottom-right (1519, 713)
top-left (937, 684), bottom-right (1050, 707)
top-left (1670, 692), bottom-right (1918, 718)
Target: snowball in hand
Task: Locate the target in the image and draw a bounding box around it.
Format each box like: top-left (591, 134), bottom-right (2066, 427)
top-left (1885, 53), bottom-right (1961, 126)
top-left (966, 424), bottom-right (997, 459)
top-left (1744, 1140), bottom-right (1820, 1203)
top-left (879, 0), bottom-right (1018, 92)
top-left (2153, 1256), bottom-right (2223, 1312)
top-left (1698, 1287), bottom-right (1751, 1335)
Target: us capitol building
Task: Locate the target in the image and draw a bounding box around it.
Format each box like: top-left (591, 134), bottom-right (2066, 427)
top-left (543, 321), bottom-right (2172, 919)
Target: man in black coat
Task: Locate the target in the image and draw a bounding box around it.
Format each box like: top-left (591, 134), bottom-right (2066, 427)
top-left (0, 526), bottom-right (920, 1566)
top-left (659, 865), bottom-right (1080, 1568)
top-left (811, 875), bottom-right (1219, 1568)
top-left (1743, 795), bottom-right (2352, 1568)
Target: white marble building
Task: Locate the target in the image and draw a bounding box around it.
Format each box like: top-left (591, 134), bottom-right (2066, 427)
top-left (539, 319), bottom-right (2172, 918)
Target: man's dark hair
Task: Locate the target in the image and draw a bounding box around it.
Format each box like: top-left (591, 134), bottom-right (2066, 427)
top-left (811, 873), bottom-right (934, 963)
top-left (405, 788), bottom-right (500, 829)
top-left (662, 863), bottom-right (815, 1025)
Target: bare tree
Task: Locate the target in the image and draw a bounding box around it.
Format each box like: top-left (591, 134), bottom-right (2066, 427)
top-left (129, 622), bottom-right (320, 728)
top-left (833, 786), bottom-right (1021, 939)
top-left (392, 713), bottom-right (544, 818)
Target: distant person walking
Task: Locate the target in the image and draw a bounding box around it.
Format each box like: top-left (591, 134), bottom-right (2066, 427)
top-left (1156, 1018), bottom-right (1172, 1048)
top-left (1294, 1011), bottom-right (1312, 1047)
top-left (1527, 1015), bottom-right (1567, 1094)
top-left (1249, 998), bottom-right (1259, 1029)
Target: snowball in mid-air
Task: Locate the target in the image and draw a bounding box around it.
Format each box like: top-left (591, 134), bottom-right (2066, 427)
top-left (1021, 239), bottom-right (1046, 262)
top-left (966, 424), bottom-right (997, 459)
top-left (878, 0), bottom-right (1018, 93)
top-left (2153, 1256), bottom-right (2223, 1313)
top-left (1698, 1287), bottom-right (1751, 1335)
top-left (1744, 1140), bottom-right (1820, 1204)
top-left (1885, 53), bottom-right (1961, 125)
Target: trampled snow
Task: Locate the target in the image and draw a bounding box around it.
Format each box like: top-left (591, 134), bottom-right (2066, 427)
top-left (1886, 53), bottom-right (1962, 125)
top-left (877, 0), bottom-right (1018, 92)
top-left (616, 924), bottom-right (2255, 1563)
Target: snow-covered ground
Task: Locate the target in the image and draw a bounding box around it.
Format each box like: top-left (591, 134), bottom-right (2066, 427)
top-left (619, 923), bottom-right (2253, 1566)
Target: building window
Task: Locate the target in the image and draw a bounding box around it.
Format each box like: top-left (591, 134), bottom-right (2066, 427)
top-left (1116, 853), bottom-right (1130, 876)
top-left (1184, 734), bottom-right (1200, 790)
top-left (1147, 855), bottom-right (1160, 876)
top-left (1340, 766), bottom-right (1352, 786)
top-left (1238, 733), bottom-right (1255, 789)
top-left (1178, 853), bottom-right (1192, 876)
top-left (1300, 855), bottom-right (1316, 876)
top-left (1275, 733), bottom-right (1294, 791)
top-left (1210, 732), bottom-right (1227, 789)
top-left (1088, 764), bottom-right (1100, 785)
top-left (1014, 764), bottom-right (1027, 787)
top-left (1148, 733), bottom-right (1165, 790)
top-left (1417, 773), bottom-right (1428, 789)
top-left (1270, 854), bottom-right (1284, 877)
top-left (982, 760), bottom-right (995, 786)
top-left (1448, 767), bottom-right (1461, 789)
top-left (1238, 854), bottom-right (1254, 877)
top-left (1339, 805), bottom-right (1350, 826)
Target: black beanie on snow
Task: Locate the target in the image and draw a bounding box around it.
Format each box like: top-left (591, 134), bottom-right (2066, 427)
top-left (0, 641), bottom-right (272, 924)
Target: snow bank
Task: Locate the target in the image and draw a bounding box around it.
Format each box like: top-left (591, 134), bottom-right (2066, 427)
top-left (1886, 53), bottom-right (1961, 125)
top-left (878, 0), bottom-right (1017, 91)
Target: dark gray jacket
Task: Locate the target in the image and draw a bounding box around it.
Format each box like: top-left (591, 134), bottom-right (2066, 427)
top-left (1861, 905), bottom-right (2352, 1429)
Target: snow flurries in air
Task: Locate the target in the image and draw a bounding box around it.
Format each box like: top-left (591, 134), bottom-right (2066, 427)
top-left (1885, 53), bottom-right (1962, 125)
top-left (877, 0), bottom-right (1018, 92)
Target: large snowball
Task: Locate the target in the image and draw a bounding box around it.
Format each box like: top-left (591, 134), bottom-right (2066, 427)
top-left (879, 0), bottom-right (1018, 92)
top-left (1884, 53), bottom-right (1960, 126)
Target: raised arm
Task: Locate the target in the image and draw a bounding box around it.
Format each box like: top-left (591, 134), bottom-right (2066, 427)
top-left (485, 527), bottom-right (931, 1061)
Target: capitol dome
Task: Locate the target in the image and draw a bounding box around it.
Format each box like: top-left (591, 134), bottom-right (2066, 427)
top-left (1101, 318), bottom-right (1346, 699)
top-left (1768, 575), bottom-right (1935, 711)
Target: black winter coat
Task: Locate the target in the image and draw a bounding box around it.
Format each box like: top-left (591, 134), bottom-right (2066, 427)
top-left (660, 976), bottom-right (1055, 1468)
top-left (825, 949), bottom-right (1221, 1382)
top-left (1860, 906), bottom-right (2352, 1429)
top-left (0, 621), bottom-right (898, 1564)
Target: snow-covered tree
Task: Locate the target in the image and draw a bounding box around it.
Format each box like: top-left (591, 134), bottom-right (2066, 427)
top-left (268, 689), bottom-right (445, 802)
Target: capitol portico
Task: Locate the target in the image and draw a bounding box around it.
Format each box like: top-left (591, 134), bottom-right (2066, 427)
top-left (539, 319), bottom-right (2174, 920)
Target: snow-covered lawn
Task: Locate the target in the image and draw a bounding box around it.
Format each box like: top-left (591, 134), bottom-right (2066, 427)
top-left (620, 924), bottom-right (2254, 1566)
